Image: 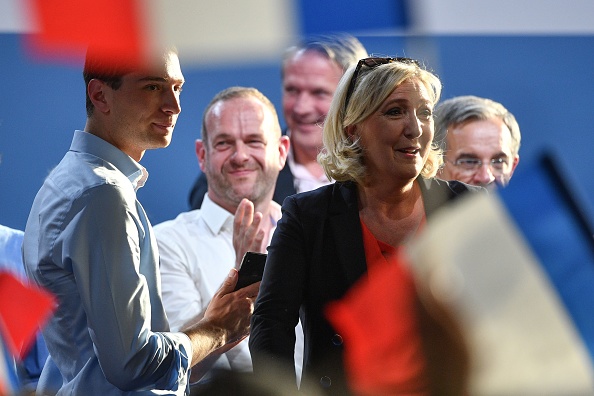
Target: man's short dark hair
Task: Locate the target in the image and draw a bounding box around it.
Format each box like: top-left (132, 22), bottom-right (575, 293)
top-left (82, 48), bottom-right (129, 117)
top-left (82, 46), bottom-right (179, 117)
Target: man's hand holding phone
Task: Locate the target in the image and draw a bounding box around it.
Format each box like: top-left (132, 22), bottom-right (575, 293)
top-left (234, 252), bottom-right (267, 291)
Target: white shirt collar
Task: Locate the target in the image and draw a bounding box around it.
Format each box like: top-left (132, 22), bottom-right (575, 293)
top-left (286, 142), bottom-right (331, 193)
top-left (200, 194), bottom-right (234, 236)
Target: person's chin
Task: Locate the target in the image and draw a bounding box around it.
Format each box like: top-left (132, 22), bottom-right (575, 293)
top-left (229, 188), bottom-right (255, 202)
top-left (490, 177), bottom-right (509, 189)
top-left (229, 179), bottom-right (256, 193)
top-left (293, 123), bottom-right (321, 136)
top-left (153, 135), bottom-right (172, 149)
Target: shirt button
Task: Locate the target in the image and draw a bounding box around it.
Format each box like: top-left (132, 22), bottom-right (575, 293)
top-left (320, 376), bottom-right (332, 388)
top-left (331, 334), bottom-right (343, 346)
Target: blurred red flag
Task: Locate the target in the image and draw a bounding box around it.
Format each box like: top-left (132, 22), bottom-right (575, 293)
top-left (24, 0), bottom-right (147, 68)
top-left (0, 271), bottom-right (56, 359)
top-left (325, 250), bottom-right (429, 395)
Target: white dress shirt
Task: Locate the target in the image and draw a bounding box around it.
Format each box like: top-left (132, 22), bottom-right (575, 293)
top-left (155, 195), bottom-right (279, 375)
top-left (23, 130), bottom-right (192, 395)
top-left (155, 195), bottom-right (304, 385)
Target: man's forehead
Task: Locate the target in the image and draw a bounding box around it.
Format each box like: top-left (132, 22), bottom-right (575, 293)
top-left (210, 97), bottom-right (267, 118)
top-left (284, 51), bottom-right (342, 77)
top-left (450, 118), bottom-right (511, 141)
top-left (448, 119), bottom-right (514, 152)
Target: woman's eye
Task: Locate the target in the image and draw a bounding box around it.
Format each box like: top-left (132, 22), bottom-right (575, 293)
top-left (419, 109), bottom-right (433, 119)
top-left (385, 107), bottom-right (403, 116)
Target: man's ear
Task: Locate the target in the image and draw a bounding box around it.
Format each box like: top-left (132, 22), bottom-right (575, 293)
top-left (196, 139), bottom-right (207, 172)
top-left (87, 79), bottom-right (110, 114)
top-left (278, 135), bottom-right (290, 169)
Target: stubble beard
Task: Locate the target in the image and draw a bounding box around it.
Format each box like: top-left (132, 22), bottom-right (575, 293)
top-left (206, 165), bottom-right (278, 209)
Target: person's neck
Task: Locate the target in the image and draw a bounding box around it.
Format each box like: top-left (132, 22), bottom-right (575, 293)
top-left (358, 178), bottom-right (419, 218)
top-left (253, 200), bottom-right (274, 224)
top-left (357, 179), bottom-right (425, 248)
top-left (84, 119), bottom-right (144, 161)
top-left (291, 142), bottom-right (325, 178)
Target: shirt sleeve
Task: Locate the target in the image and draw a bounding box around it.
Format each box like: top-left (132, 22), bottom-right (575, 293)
top-left (65, 183), bottom-right (192, 392)
top-left (155, 224), bottom-right (205, 332)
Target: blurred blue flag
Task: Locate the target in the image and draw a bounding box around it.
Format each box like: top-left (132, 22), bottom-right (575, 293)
top-left (408, 152), bottom-right (594, 394)
top-left (499, 153), bottom-right (594, 358)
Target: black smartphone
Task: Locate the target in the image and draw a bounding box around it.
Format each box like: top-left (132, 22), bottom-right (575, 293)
top-left (234, 252), bottom-right (267, 291)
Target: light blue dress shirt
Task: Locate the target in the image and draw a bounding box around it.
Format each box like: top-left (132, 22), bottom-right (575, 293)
top-left (23, 130), bottom-right (192, 395)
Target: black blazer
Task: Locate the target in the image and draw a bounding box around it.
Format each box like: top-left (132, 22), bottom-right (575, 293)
top-left (188, 161), bottom-right (297, 210)
top-left (249, 178), bottom-right (482, 395)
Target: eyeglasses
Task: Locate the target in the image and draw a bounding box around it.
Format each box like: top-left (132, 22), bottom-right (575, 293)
top-left (344, 57), bottom-right (420, 111)
top-left (448, 157), bottom-right (509, 174)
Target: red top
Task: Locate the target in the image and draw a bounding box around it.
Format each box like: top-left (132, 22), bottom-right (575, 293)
top-left (354, 219), bottom-right (429, 395)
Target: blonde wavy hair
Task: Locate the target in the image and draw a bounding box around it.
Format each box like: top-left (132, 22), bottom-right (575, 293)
top-left (318, 59), bottom-right (443, 184)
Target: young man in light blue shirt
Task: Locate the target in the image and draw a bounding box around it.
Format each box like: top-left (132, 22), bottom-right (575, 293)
top-left (23, 47), bottom-right (258, 395)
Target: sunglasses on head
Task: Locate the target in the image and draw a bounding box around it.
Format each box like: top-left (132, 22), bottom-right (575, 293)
top-left (344, 57), bottom-right (420, 111)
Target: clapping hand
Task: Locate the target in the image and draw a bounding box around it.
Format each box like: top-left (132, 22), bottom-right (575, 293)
top-left (233, 198), bottom-right (266, 269)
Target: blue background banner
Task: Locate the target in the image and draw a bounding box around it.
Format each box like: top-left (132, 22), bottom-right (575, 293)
top-left (1, 30), bottom-right (594, 230)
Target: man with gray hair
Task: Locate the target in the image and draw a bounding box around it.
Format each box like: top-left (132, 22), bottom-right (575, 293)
top-left (188, 33), bottom-right (368, 209)
top-left (435, 95), bottom-right (521, 187)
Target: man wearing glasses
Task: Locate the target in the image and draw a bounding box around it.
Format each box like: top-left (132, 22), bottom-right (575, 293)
top-left (435, 95), bottom-right (521, 187)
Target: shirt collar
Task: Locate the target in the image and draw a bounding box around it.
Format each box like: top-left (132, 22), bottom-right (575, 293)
top-left (201, 194), bottom-right (234, 235)
top-left (70, 130), bottom-right (149, 191)
top-left (200, 194), bottom-right (283, 236)
top-left (286, 142), bottom-right (331, 193)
